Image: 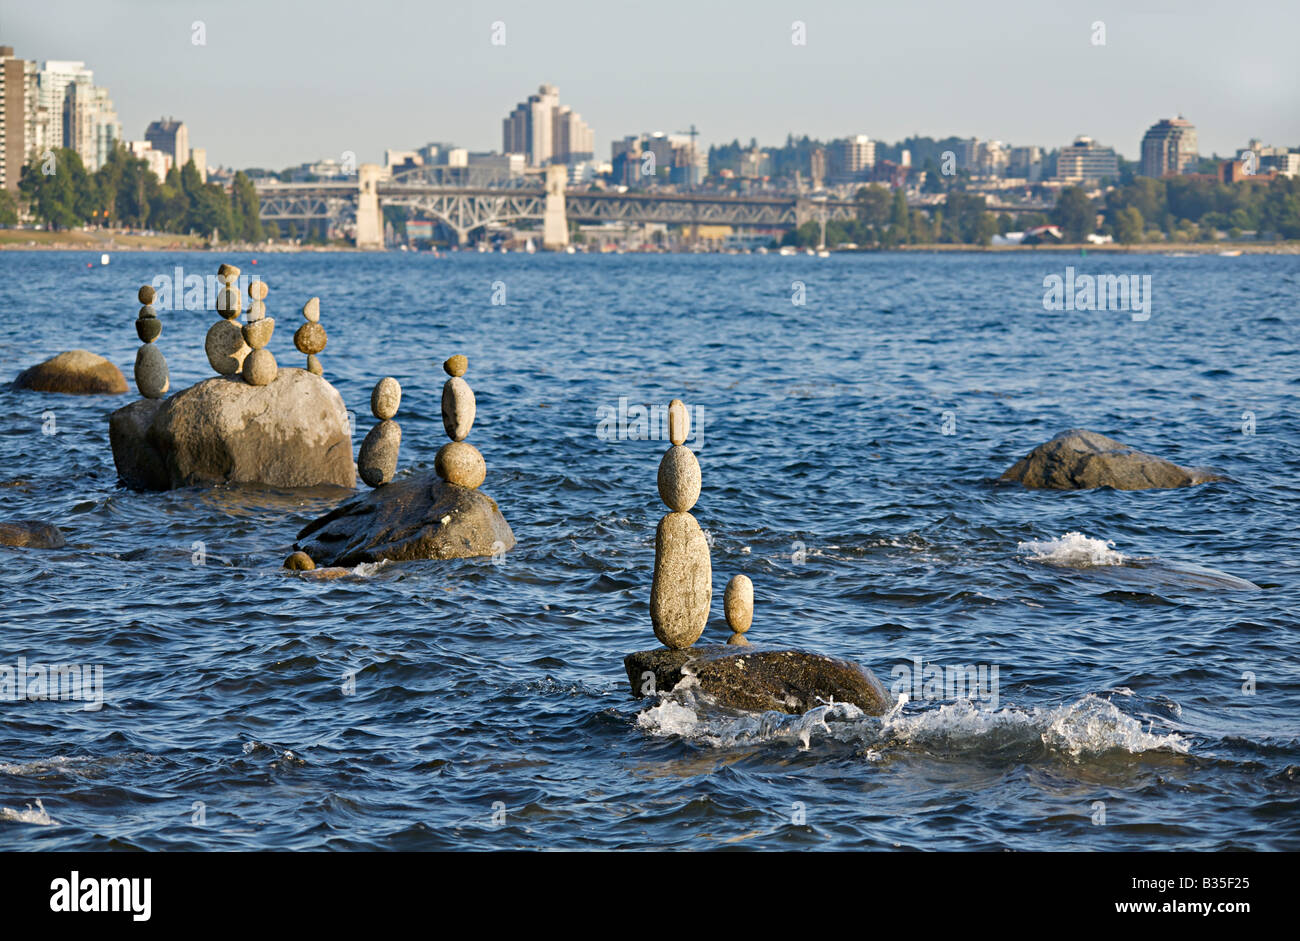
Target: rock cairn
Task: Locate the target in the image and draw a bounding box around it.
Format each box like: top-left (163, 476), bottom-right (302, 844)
top-left (358, 377), bottom-right (402, 487)
top-left (133, 284), bottom-right (169, 399)
top-left (241, 278), bottom-right (277, 386)
top-left (205, 264), bottom-right (250, 376)
top-left (649, 398), bottom-right (711, 650)
top-left (724, 574), bottom-right (753, 646)
top-left (435, 355), bottom-right (486, 489)
top-left (295, 297), bottom-right (327, 376)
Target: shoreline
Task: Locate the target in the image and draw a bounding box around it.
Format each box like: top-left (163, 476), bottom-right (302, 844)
top-left (2, 230), bottom-right (1297, 255)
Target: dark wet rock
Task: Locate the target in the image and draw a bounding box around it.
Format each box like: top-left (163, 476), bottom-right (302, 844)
top-left (0, 520), bottom-right (66, 549)
top-left (624, 644), bottom-right (891, 716)
top-left (295, 469), bottom-right (514, 566)
top-left (107, 369), bottom-right (355, 490)
top-left (14, 350), bottom-right (127, 395)
top-left (1000, 429), bottom-right (1225, 491)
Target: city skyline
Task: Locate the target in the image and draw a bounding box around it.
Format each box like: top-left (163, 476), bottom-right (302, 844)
top-left (4, 0), bottom-right (1298, 171)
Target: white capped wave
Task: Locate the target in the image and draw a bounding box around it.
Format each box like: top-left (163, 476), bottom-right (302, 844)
top-left (0, 798), bottom-right (58, 826)
top-left (638, 679), bottom-right (1187, 759)
top-left (1019, 532), bottom-right (1126, 566)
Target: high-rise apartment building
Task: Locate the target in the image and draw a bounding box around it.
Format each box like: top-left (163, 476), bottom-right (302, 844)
top-left (65, 79), bottom-right (120, 171)
top-left (830, 135), bottom-right (875, 181)
top-left (502, 84), bottom-right (593, 167)
top-left (0, 45), bottom-right (27, 192)
top-left (145, 118), bottom-right (189, 172)
top-left (1140, 116), bottom-right (1198, 178)
top-left (1055, 136), bottom-right (1119, 184)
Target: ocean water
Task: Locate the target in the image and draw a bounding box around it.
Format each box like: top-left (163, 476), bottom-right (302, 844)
top-left (0, 249), bottom-right (1296, 851)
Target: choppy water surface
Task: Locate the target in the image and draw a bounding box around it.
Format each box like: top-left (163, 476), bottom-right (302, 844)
top-left (0, 249), bottom-right (1296, 850)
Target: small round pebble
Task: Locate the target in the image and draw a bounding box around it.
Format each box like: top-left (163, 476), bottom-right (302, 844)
top-left (138, 305), bottom-right (157, 319)
top-left (294, 321), bottom-right (327, 355)
top-left (217, 263), bottom-right (240, 281)
top-left (284, 551), bottom-right (315, 571)
top-left (243, 348), bottom-right (277, 386)
top-left (216, 287), bottom-right (241, 319)
top-left (302, 297), bottom-right (320, 323)
top-left (205, 319), bottom-right (249, 375)
top-left (248, 280), bottom-right (268, 300)
top-left (246, 299), bottom-right (266, 322)
top-left (306, 354), bottom-right (323, 376)
top-left (435, 441), bottom-right (486, 489)
top-left (727, 633), bottom-right (751, 646)
top-left (136, 317), bottom-right (162, 343)
top-left (242, 317), bottom-right (275, 351)
top-left (137, 285), bottom-right (156, 304)
top-left (371, 377), bottom-right (401, 420)
top-left (443, 354), bottom-right (468, 377)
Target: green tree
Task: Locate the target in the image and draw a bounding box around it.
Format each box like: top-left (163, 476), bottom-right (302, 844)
top-left (889, 189), bottom-right (910, 243)
top-left (19, 148), bottom-right (96, 230)
top-left (1113, 206), bottom-right (1144, 244)
top-left (854, 185), bottom-right (890, 227)
top-left (1053, 186), bottom-right (1094, 241)
top-left (230, 171), bottom-right (263, 241)
top-left (0, 189), bottom-right (18, 225)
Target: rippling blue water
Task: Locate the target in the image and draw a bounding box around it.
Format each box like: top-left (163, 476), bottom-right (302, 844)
top-left (0, 249), bottom-right (1296, 850)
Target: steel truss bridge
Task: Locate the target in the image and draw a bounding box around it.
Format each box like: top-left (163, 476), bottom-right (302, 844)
top-left (254, 165), bottom-right (1052, 248)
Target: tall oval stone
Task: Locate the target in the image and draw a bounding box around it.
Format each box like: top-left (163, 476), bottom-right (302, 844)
top-left (134, 344), bottom-right (170, 399)
top-left (205, 319), bottom-right (250, 375)
top-left (371, 377), bottom-right (401, 420)
top-left (358, 420), bottom-right (401, 487)
top-left (668, 399), bottom-right (689, 446)
top-left (216, 287), bottom-right (241, 320)
top-left (657, 445), bottom-right (701, 512)
top-left (724, 574), bottom-right (753, 633)
top-left (650, 511), bottom-right (712, 650)
top-left (441, 377), bottom-right (475, 441)
top-left (294, 321), bottom-right (327, 355)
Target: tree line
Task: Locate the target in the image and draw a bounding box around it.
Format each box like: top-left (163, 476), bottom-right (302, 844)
top-left (12, 145), bottom-right (264, 241)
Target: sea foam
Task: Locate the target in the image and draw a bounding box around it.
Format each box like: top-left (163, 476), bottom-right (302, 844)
top-left (1018, 532), bottom-right (1126, 566)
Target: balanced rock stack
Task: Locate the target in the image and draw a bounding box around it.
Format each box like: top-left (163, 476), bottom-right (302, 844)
top-left (205, 264), bottom-right (250, 376)
top-left (133, 284), bottom-right (169, 399)
top-left (435, 355), bottom-right (486, 489)
top-left (358, 377), bottom-right (402, 487)
top-left (724, 574), bottom-right (753, 646)
top-left (295, 297), bottom-right (327, 376)
top-left (241, 278), bottom-right (277, 386)
top-left (649, 399), bottom-right (712, 650)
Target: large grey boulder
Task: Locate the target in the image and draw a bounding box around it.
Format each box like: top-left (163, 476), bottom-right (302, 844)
top-left (108, 368), bottom-right (355, 490)
top-left (14, 350), bottom-right (127, 395)
top-left (295, 469), bottom-right (514, 566)
top-left (1000, 429), bottom-right (1225, 490)
top-left (0, 520), bottom-right (66, 549)
top-left (625, 644), bottom-right (891, 716)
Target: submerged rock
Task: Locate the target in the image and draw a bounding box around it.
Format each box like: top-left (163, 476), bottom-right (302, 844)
top-left (295, 469), bottom-right (514, 566)
top-left (14, 350), bottom-right (127, 395)
top-left (0, 520), bottom-right (66, 549)
top-left (624, 644), bottom-right (891, 716)
top-left (107, 368), bottom-right (355, 490)
top-left (1000, 429), bottom-right (1225, 491)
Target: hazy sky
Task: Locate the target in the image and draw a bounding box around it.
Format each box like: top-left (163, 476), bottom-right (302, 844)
top-left (6, 0), bottom-right (1298, 169)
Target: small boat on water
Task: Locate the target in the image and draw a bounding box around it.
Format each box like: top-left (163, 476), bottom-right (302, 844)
top-left (1218, 249), bottom-right (1243, 257)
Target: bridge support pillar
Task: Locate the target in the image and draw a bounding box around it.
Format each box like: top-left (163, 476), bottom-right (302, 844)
top-left (355, 164), bottom-right (384, 250)
top-left (543, 165), bottom-right (569, 251)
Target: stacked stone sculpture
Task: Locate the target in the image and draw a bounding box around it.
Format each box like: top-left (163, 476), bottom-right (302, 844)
top-left (435, 355), bottom-right (486, 489)
top-left (241, 278), bottom-right (277, 386)
top-left (133, 285), bottom-right (169, 399)
top-left (649, 399), bottom-right (711, 650)
top-left (295, 297), bottom-right (326, 376)
top-left (205, 264), bottom-right (250, 376)
top-left (724, 574), bottom-right (753, 646)
top-left (358, 377), bottom-right (402, 487)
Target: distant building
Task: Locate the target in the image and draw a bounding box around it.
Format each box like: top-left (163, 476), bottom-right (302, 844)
top-left (809, 147), bottom-right (827, 188)
top-left (975, 140), bottom-right (1009, 177)
top-left (127, 140), bottom-right (170, 180)
top-left (145, 118), bottom-right (189, 172)
top-left (502, 84), bottom-right (592, 167)
top-left (1055, 136), bottom-right (1119, 184)
top-left (1140, 116), bottom-right (1198, 178)
top-left (62, 73), bottom-right (120, 171)
top-left (829, 135), bottom-right (875, 181)
top-left (1269, 152), bottom-right (1300, 178)
top-left (34, 60), bottom-right (92, 151)
top-left (1009, 145), bottom-right (1043, 182)
top-left (189, 146), bottom-right (207, 182)
top-left (0, 46), bottom-right (27, 192)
